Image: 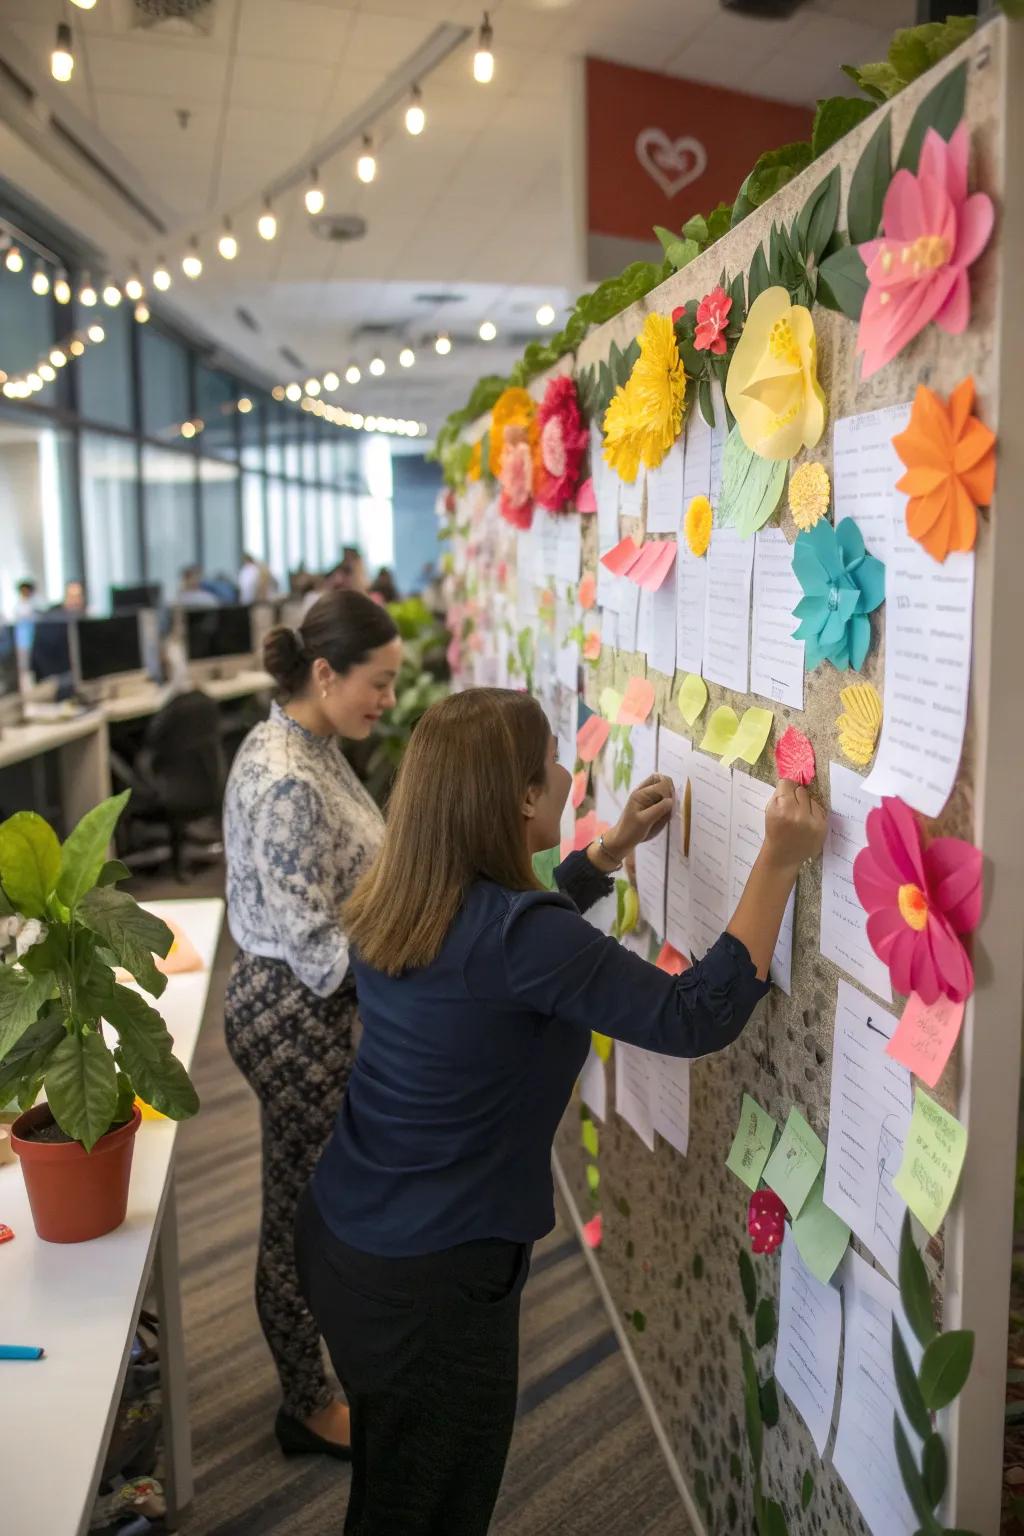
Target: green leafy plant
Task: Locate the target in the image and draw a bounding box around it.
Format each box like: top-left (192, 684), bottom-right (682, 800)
top-left (842, 15), bottom-right (975, 102)
top-left (0, 795), bottom-right (198, 1151)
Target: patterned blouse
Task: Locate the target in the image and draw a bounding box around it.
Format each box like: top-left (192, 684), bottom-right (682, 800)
top-left (224, 702), bottom-right (384, 997)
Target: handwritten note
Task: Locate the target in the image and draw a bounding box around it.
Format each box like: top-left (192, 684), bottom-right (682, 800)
top-left (824, 980), bottom-right (912, 1279)
top-left (646, 437), bottom-right (684, 534)
top-left (728, 772), bottom-right (794, 994)
top-left (833, 403), bottom-right (911, 559)
top-left (791, 1172), bottom-right (850, 1284)
top-left (555, 598), bottom-right (579, 691)
top-left (647, 559), bottom-right (678, 678)
top-left (578, 1045), bottom-right (606, 1122)
top-left (775, 1227), bottom-right (842, 1456)
top-left (675, 543), bottom-right (707, 676)
top-left (651, 1053), bottom-right (690, 1156)
top-left (763, 1107), bottom-right (826, 1217)
top-left (709, 382), bottom-right (726, 503)
top-left (620, 466), bottom-right (645, 521)
top-left (687, 752), bottom-right (733, 961)
top-left (892, 1086), bottom-right (968, 1236)
top-left (633, 721), bottom-right (667, 939)
top-left (725, 1092), bottom-right (777, 1190)
top-left (820, 762), bottom-right (892, 1002)
top-left (887, 991), bottom-right (965, 1089)
top-left (702, 527), bottom-right (754, 694)
top-left (749, 528), bottom-right (805, 710)
top-left (615, 1040), bottom-right (655, 1150)
top-left (658, 725), bottom-right (693, 958)
top-left (555, 514), bottom-right (582, 586)
top-left (683, 407), bottom-right (712, 504)
top-left (833, 1249), bottom-right (922, 1536)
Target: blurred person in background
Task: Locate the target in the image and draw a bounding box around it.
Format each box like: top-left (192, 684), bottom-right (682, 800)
top-left (325, 547), bottom-right (368, 595)
top-left (177, 565), bottom-right (217, 609)
top-left (369, 568), bottom-right (399, 605)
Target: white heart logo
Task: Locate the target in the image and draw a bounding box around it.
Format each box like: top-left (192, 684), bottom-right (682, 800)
top-left (635, 128), bottom-right (708, 199)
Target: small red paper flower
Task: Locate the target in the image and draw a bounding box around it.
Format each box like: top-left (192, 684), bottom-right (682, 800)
top-left (536, 375), bottom-right (588, 513)
top-left (694, 286), bottom-right (732, 355)
top-left (671, 304), bottom-right (686, 325)
top-left (775, 725), bottom-right (816, 786)
top-left (582, 1212), bottom-right (603, 1249)
top-left (748, 1189), bottom-right (786, 1255)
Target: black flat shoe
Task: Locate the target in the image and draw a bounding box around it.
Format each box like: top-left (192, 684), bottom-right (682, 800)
top-left (274, 1407), bottom-right (352, 1462)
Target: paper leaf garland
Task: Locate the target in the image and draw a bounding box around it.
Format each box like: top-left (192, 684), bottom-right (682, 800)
top-left (836, 682), bottom-right (882, 765)
top-left (617, 676), bottom-right (656, 726)
top-left (700, 705), bottom-right (773, 767)
top-left (891, 377), bottom-right (996, 562)
top-left (775, 725), bottom-right (816, 785)
top-left (725, 286), bottom-right (827, 460)
top-left (852, 795), bottom-right (982, 1005)
top-left (788, 462), bottom-right (831, 531)
top-left (685, 495), bottom-right (713, 556)
top-left (677, 673), bottom-right (708, 726)
top-left (791, 517), bottom-right (885, 672)
top-left (577, 715), bottom-right (610, 763)
top-left (718, 426), bottom-right (787, 539)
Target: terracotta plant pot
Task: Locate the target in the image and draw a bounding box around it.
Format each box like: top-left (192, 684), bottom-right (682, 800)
top-left (11, 1103), bottom-right (142, 1244)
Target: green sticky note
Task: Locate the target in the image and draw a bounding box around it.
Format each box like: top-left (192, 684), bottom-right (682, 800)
top-left (700, 705), bottom-right (739, 756)
top-left (532, 846), bottom-right (560, 890)
top-left (725, 1093), bottom-right (777, 1191)
top-left (600, 686), bottom-right (623, 721)
top-left (582, 1120), bottom-right (599, 1158)
top-left (763, 1107), bottom-right (825, 1217)
top-left (720, 707), bottom-right (774, 767)
top-left (678, 673), bottom-right (708, 727)
top-left (586, 1163), bottom-right (600, 1194)
top-left (892, 1086), bottom-right (967, 1236)
top-left (791, 1172), bottom-right (850, 1284)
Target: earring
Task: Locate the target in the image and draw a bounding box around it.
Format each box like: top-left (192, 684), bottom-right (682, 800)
top-left (321, 688), bottom-right (328, 700)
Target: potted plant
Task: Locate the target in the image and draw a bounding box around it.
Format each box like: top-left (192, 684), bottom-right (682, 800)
top-left (0, 791), bottom-right (199, 1243)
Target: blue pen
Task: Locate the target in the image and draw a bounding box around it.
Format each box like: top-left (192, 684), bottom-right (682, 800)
top-left (0, 1345), bottom-right (44, 1360)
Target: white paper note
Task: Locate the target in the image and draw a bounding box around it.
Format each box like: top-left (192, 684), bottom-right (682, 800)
top-left (833, 1249), bottom-right (922, 1536)
top-left (637, 587), bottom-right (654, 659)
top-left (648, 560), bottom-right (678, 678)
top-left (615, 1041), bottom-right (655, 1150)
top-left (820, 762), bottom-right (891, 1001)
top-left (632, 721), bottom-right (667, 939)
top-left (687, 752), bottom-right (733, 961)
top-left (651, 1053), bottom-right (690, 1155)
top-left (555, 597), bottom-right (579, 692)
top-left (658, 726), bottom-right (693, 957)
top-left (646, 438), bottom-right (684, 534)
top-left (750, 528), bottom-right (805, 710)
top-left (683, 409), bottom-right (712, 504)
top-left (675, 543), bottom-right (707, 676)
top-left (709, 383), bottom-right (726, 503)
top-left (620, 468), bottom-right (646, 521)
top-left (775, 1227), bottom-right (841, 1456)
top-left (578, 1046), bottom-right (606, 1122)
top-left (702, 527), bottom-right (754, 694)
top-left (833, 403), bottom-right (911, 559)
top-left (555, 515), bottom-right (582, 587)
top-left (617, 580), bottom-right (641, 652)
top-left (601, 604), bottom-right (618, 647)
top-left (553, 684), bottom-right (577, 776)
top-left (824, 980), bottom-right (912, 1280)
top-left (729, 772), bottom-right (794, 994)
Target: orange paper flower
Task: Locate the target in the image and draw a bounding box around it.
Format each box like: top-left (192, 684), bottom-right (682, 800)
top-left (892, 377), bottom-right (995, 562)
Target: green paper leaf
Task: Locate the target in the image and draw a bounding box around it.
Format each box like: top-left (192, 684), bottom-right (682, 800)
top-left (731, 171), bottom-right (756, 229)
top-left (801, 1470), bottom-right (814, 1510)
top-left (890, 17), bottom-right (975, 83)
top-left (682, 212), bottom-right (709, 244)
top-left (899, 1211), bottom-right (937, 1349)
top-left (759, 1372), bottom-right (779, 1427)
top-left (811, 96), bottom-right (876, 159)
top-left (708, 203), bottom-right (733, 242)
top-left (56, 791), bottom-right (130, 910)
top-left (893, 1413), bottom-right (944, 1532)
top-left (795, 166), bottom-right (841, 265)
top-left (817, 243), bottom-right (869, 319)
top-left (666, 237), bottom-right (700, 273)
top-left (585, 1162), bottom-right (600, 1195)
top-left (0, 811), bottom-right (61, 918)
top-left (847, 61), bottom-right (906, 102)
top-left (896, 61), bottom-right (967, 175)
top-left (761, 1498), bottom-right (788, 1536)
top-left (755, 1298), bottom-right (777, 1349)
top-left (740, 1332), bottom-right (763, 1470)
top-left (44, 1027), bottom-right (118, 1151)
top-left (0, 967), bottom-right (57, 1062)
top-left (103, 982), bottom-right (199, 1122)
top-left (582, 1119), bottom-right (599, 1158)
top-left (718, 427), bottom-right (787, 540)
top-left (892, 1319), bottom-right (932, 1440)
top-left (922, 1431), bottom-right (947, 1508)
top-left (698, 377), bottom-right (714, 428)
top-left (847, 113), bottom-right (892, 246)
top-left (78, 886), bottom-right (172, 999)
top-left (630, 1309), bottom-right (646, 1332)
top-left (739, 1247), bottom-right (758, 1315)
top-left (747, 244), bottom-right (772, 307)
top-left (747, 141), bottom-right (814, 206)
top-left (653, 224), bottom-right (679, 256)
top-left (918, 1330), bottom-right (975, 1412)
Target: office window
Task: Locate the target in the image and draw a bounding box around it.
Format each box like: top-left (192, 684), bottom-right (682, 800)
top-left (242, 471), bottom-right (266, 559)
top-left (196, 365), bottom-right (239, 460)
top-left (319, 488), bottom-right (339, 570)
top-left (140, 326), bottom-right (190, 442)
top-left (142, 445), bottom-right (197, 600)
top-left (199, 458), bottom-right (241, 580)
top-left (0, 417), bottom-right (76, 612)
top-left (302, 419), bottom-right (318, 484)
top-left (286, 482), bottom-right (303, 572)
top-left (318, 432), bottom-right (339, 486)
top-left (302, 484), bottom-right (320, 571)
top-left (265, 398), bottom-right (288, 474)
top-left (0, 262), bottom-right (53, 386)
top-left (81, 432), bottom-right (142, 611)
top-left (267, 477), bottom-right (287, 585)
top-left (76, 299), bottom-right (132, 431)
top-left (240, 395), bottom-right (265, 470)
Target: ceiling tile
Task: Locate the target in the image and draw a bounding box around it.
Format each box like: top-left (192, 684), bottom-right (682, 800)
top-left (236, 0), bottom-right (351, 64)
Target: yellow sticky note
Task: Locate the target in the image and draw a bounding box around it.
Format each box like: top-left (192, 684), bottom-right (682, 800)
top-left (892, 1086), bottom-right (967, 1236)
top-left (677, 673), bottom-right (708, 727)
top-left (591, 1031), bottom-right (613, 1062)
top-left (721, 707), bottom-right (774, 767)
top-left (700, 705), bottom-right (739, 755)
top-left (600, 687), bottom-right (624, 722)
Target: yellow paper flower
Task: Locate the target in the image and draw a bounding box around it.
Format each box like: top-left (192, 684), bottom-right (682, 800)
top-left (467, 439), bottom-right (482, 482)
top-left (601, 313), bottom-right (685, 482)
top-left (489, 387), bottom-right (536, 478)
top-left (836, 682), bottom-right (882, 766)
top-left (685, 494), bottom-right (713, 556)
top-left (788, 461), bottom-right (830, 530)
top-left (726, 286), bottom-right (826, 461)
top-left (602, 379), bottom-right (644, 484)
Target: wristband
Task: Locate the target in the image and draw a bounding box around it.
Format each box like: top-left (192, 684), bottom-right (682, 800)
top-left (597, 833), bottom-right (624, 870)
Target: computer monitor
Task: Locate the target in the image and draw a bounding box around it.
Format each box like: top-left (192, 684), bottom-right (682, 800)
top-left (29, 619), bottom-right (73, 685)
top-left (111, 583), bottom-right (161, 612)
top-left (184, 605), bottom-right (254, 664)
top-left (74, 615), bottom-right (144, 684)
top-left (0, 624), bottom-right (20, 729)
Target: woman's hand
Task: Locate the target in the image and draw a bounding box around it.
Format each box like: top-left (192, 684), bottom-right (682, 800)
top-left (762, 778), bottom-right (827, 873)
top-left (604, 774), bottom-right (675, 862)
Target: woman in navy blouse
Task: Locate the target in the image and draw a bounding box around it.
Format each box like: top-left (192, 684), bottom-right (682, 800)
top-left (296, 687), bottom-right (826, 1535)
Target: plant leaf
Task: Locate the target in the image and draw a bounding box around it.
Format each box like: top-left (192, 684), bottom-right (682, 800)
top-left (653, 224), bottom-right (679, 256)
top-left (847, 113), bottom-right (892, 246)
top-left (892, 1318), bottom-right (933, 1440)
top-left (0, 1006), bottom-right (64, 1105)
top-left (759, 1373), bottom-right (780, 1427)
top-left (755, 1297), bottom-right (777, 1349)
top-left (682, 212), bottom-right (709, 245)
top-left (78, 886), bottom-right (172, 999)
top-left (0, 968), bottom-right (57, 1061)
top-left (44, 1027), bottom-right (118, 1151)
top-left (731, 171), bottom-right (756, 229)
top-left (698, 377), bottom-right (715, 429)
top-left (96, 860), bottom-right (133, 887)
top-left (817, 243), bottom-right (868, 319)
top-left (922, 1431), bottom-right (947, 1508)
top-left (666, 237), bottom-right (700, 272)
top-left (747, 141), bottom-right (814, 206)
top-left (0, 811), bottom-right (61, 918)
top-left (899, 1211), bottom-right (937, 1349)
top-left (795, 166), bottom-right (841, 265)
top-left (103, 983), bottom-right (199, 1121)
top-left (919, 1330), bottom-right (975, 1412)
top-left (893, 1413), bottom-right (944, 1532)
top-left (56, 791), bottom-right (130, 910)
top-left (811, 96), bottom-right (876, 159)
top-left (113, 1069), bottom-right (136, 1126)
top-left (708, 203), bottom-right (732, 242)
top-left (740, 1331), bottom-right (763, 1470)
top-left (739, 1246), bottom-right (758, 1315)
top-left (747, 244), bottom-right (772, 308)
top-left (761, 1499), bottom-right (789, 1536)
top-left (801, 1470), bottom-right (814, 1510)
top-left (841, 63), bottom-right (888, 104)
top-left (896, 61), bottom-right (966, 175)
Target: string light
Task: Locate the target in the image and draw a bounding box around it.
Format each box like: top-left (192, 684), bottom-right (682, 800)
top-left (323, 370), bottom-right (340, 391)
top-left (69, 0), bottom-right (96, 9)
top-left (152, 260), bottom-right (171, 292)
top-left (536, 303), bottom-right (555, 326)
top-left (102, 281), bottom-right (122, 306)
top-left (53, 270), bottom-right (71, 305)
top-left (304, 170), bottom-right (325, 216)
top-left (38, 363), bottom-right (56, 383)
top-left (473, 12), bottom-right (494, 83)
top-left (399, 347), bottom-right (415, 368)
top-left (124, 273), bottom-right (144, 302)
top-left (478, 320), bottom-right (497, 341)
top-left (257, 200), bottom-right (277, 241)
top-left (87, 323), bottom-right (105, 343)
top-left (369, 355), bottom-right (385, 377)
top-left (285, 382), bottom-right (302, 402)
top-left (218, 219), bottom-right (238, 260)
top-left (305, 377), bottom-right (321, 396)
top-left (51, 23), bottom-right (74, 83)
top-left (26, 372), bottom-right (43, 393)
top-left (70, 339), bottom-right (85, 357)
top-left (356, 136), bottom-right (377, 185)
top-left (182, 238), bottom-right (203, 279)
top-left (134, 301), bottom-right (150, 324)
top-left (181, 421), bottom-right (197, 440)
top-left (435, 333), bottom-right (452, 355)
top-left (5, 245), bottom-right (24, 274)
top-left (50, 349), bottom-right (67, 367)
top-left (271, 384), bottom-right (286, 401)
top-left (345, 364), bottom-right (361, 384)
top-left (405, 85), bottom-right (426, 136)
top-left (237, 397), bottom-right (253, 414)
top-left (79, 274), bottom-right (98, 306)
top-left (31, 263), bottom-right (50, 296)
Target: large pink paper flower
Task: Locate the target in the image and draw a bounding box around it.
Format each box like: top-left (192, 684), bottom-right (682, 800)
top-left (853, 796), bottom-right (982, 1005)
top-left (536, 375), bottom-right (588, 513)
top-left (694, 285), bottom-right (732, 355)
top-left (499, 427), bottom-right (535, 531)
top-left (856, 122), bottom-right (994, 380)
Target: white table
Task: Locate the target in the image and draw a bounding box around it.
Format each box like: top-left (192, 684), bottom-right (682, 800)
top-left (104, 670), bottom-right (272, 722)
top-left (0, 897), bottom-right (224, 1535)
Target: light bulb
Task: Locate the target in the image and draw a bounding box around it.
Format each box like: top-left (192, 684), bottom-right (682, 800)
top-left (53, 271), bottom-right (71, 305)
top-left (365, 416), bottom-right (377, 432)
top-left (70, 339), bottom-right (85, 356)
top-left (405, 87), bottom-right (425, 136)
top-left (70, 0), bottom-right (96, 9)
top-left (399, 347), bottom-right (415, 368)
top-left (304, 168), bottom-right (325, 215)
top-left (271, 384), bottom-right (285, 401)
top-left (87, 323), bottom-right (105, 343)
top-left (473, 13), bottom-right (494, 83)
top-left (536, 302), bottom-right (555, 326)
top-left (31, 264), bottom-right (50, 296)
top-left (27, 372), bottom-right (42, 392)
top-left (134, 301), bottom-right (150, 324)
top-left (285, 382), bottom-right (302, 402)
top-left (369, 355), bottom-right (385, 377)
top-left (356, 137), bottom-right (377, 184)
top-left (50, 349), bottom-right (67, 367)
top-left (350, 413), bottom-right (364, 429)
top-left (182, 240), bottom-right (203, 279)
top-left (124, 274), bottom-right (144, 302)
top-left (305, 377), bottom-right (321, 396)
top-left (39, 363), bottom-right (56, 383)
top-left (79, 275), bottom-right (97, 305)
top-left (103, 281), bottom-right (122, 306)
top-left (152, 261), bottom-right (171, 292)
top-left (5, 246), bottom-right (24, 274)
top-left (218, 222), bottom-right (238, 260)
top-left (257, 202), bottom-right (277, 241)
top-left (435, 333), bottom-right (452, 356)
top-left (237, 397), bottom-right (253, 414)
top-left (323, 370), bottom-right (340, 391)
top-left (51, 23), bottom-right (74, 83)
top-left (478, 320), bottom-right (497, 341)
top-left (345, 364), bottom-right (361, 384)
top-left (181, 421), bottom-right (196, 440)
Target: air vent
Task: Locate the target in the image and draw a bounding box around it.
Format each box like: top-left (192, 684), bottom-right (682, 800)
top-left (132, 0), bottom-right (217, 31)
top-left (308, 213), bottom-right (367, 244)
top-left (414, 291), bottom-right (464, 306)
top-left (235, 307), bottom-right (260, 333)
top-left (279, 346), bottom-right (304, 369)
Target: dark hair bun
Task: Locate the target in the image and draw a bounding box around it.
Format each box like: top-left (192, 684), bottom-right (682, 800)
top-left (263, 625), bottom-right (308, 694)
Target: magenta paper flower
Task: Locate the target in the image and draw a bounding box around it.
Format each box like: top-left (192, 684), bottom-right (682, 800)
top-left (694, 285), bottom-right (732, 355)
top-left (536, 375), bottom-right (588, 513)
top-left (748, 1189), bottom-right (786, 1255)
top-left (853, 795), bottom-right (982, 1005)
top-left (856, 122), bottom-right (994, 380)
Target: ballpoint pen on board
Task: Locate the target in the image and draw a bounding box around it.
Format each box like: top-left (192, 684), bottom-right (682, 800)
top-left (0, 1345), bottom-right (45, 1360)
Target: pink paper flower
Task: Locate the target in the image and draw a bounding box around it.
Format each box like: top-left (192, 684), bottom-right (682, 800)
top-left (536, 376), bottom-right (588, 512)
top-left (856, 123), bottom-right (994, 380)
top-left (748, 1189), bottom-right (786, 1255)
top-left (853, 795), bottom-right (982, 1005)
top-left (694, 285), bottom-right (732, 355)
top-left (499, 428), bottom-right (535, 531)
top-left (582, 1212), bottom-right (603, 1249)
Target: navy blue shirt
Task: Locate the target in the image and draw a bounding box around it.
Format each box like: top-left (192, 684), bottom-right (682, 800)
top-left (312, 850), bottom-right (769, 1256)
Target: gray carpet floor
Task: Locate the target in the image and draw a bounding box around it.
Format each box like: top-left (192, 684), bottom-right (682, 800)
top-left (141, 861), bottom-right (686, 1534)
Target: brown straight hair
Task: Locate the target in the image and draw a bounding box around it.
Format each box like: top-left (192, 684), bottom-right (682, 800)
top-left (344, 687), bottom-right (551, 975)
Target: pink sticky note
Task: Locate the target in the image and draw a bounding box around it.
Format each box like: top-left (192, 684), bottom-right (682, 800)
top-left (577, 714), bottom-right (610, 764)
top-left (583, 630), bottom-right (601, 661)
top-left (655, 941), bottom-right (690, 975)
top-left (578, 572), bottom-right (597, 610)
top-left (617, 676), bottom-right (656, 726)
top-left (576, 477), bottom-right (597, 513)
top-left (635, 541), bottom-right (678, 592)
top-left (600, 536), bottom-right (643, 577)
top-left (887, 990), bottom-right (966, 1089)
top-left (572, 810), bottom-right (603, 852)
top-left (582, 1212), bottom-right (603, 1248)
top-left (571, 769), bottom-right (588, 809)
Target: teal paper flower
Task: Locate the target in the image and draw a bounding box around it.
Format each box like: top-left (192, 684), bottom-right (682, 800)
top-left (791, 518), bottom-right (885, 672)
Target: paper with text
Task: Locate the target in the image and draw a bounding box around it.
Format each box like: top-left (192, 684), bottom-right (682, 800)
top-left (648, 559), bottom-right (678, 678)
top-left (833, 403), bottom-right (911, 559)
top-left (702, 528), bottom-right (754, 694)
top-left (555, 514), bottom-right (582, 587)
top-left (725, 1092), bottom-right (777, 1189)
top-left (646, 438), bottom-right (684, 534)
top-left (763, 1107), bottom-right (826, 1217)
top-left (617, 580), bottom-right (641, 652)
top-left (729, 772), bottom-right (794, 993)
top-left (775, 1227), bottom-right (841, 1456)
top-left (658, 726), bottom-right (694, 957)
top-left (615, 1040), bottom-right (655, 1150)
top-left (632, 721), bottom-right (668, 939)
top-left (578, 1045), bottom-right (606, 1122)
top-left (651, 1053), bottom-right (690, 1156)
top-left (892, 1085), bottom-right (967, 1236)
top-left (820, 763), bottom-right (892, 1001)
top-left (687, 753), bottom-right (733, 961)
top-left (675, 542), bottom-right (707, 676)
top-left (750, 528), bottom-right (805, 710)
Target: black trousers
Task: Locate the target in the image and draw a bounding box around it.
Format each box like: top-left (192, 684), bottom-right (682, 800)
top-left (295, 1184), bottom-right (531, 1536)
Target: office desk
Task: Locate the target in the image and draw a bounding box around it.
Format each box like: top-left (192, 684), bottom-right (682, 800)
top-left (103, 670), bottom-right (273, 722)
top-left (0, 898), bottom-right (224, 1536)
top-left (0, 713), bottom-right (109, 829)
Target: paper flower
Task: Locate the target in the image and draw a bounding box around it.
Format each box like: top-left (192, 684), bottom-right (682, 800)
top-left (725, 286), bottom-right (826, 461)
top-left (578, 572), bottom-right (597, 610)
top-left (602, 380), bottom-right (644, 484)
top-left (582, 1212), bottom-right (603, 1249)
top-left (891, 377), bottom-right (996, 562)
top-left (748, 1189), bottom-right (786, 1255)
top-left (685, 494), bottom-right (713, 556)
top-left (467, 439), bottom-right (483, 482)
top-left (489, 387), bottom-right (536, 478)
top-left (791, 517), bottom-right (885, 672)
top-left (836, 682), bottom-right (882, 766)
top-left (788, 462), bottom-right (831, 531)
top-left (856, 123), bottom-right (995, 381)
top-left (536, 375), bottom-right (589, 512)
top-left (499, 427), bottom-right (535, 530)
top-left (583, 630), bottom-right (601, 662)
top-left (602, 313), bottom-right (686, 481)
top-left (853, 795), bottom-right (982, 1005)
top-left (775, 725), bottom-right (815, 785)
top-left (695, 285), bottom-right (732, 355)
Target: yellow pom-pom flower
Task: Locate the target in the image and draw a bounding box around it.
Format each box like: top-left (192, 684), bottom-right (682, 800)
top-left (788, 461), bottom-right (830, 530)
top-left (685, 494), bottom-right (713, 557)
